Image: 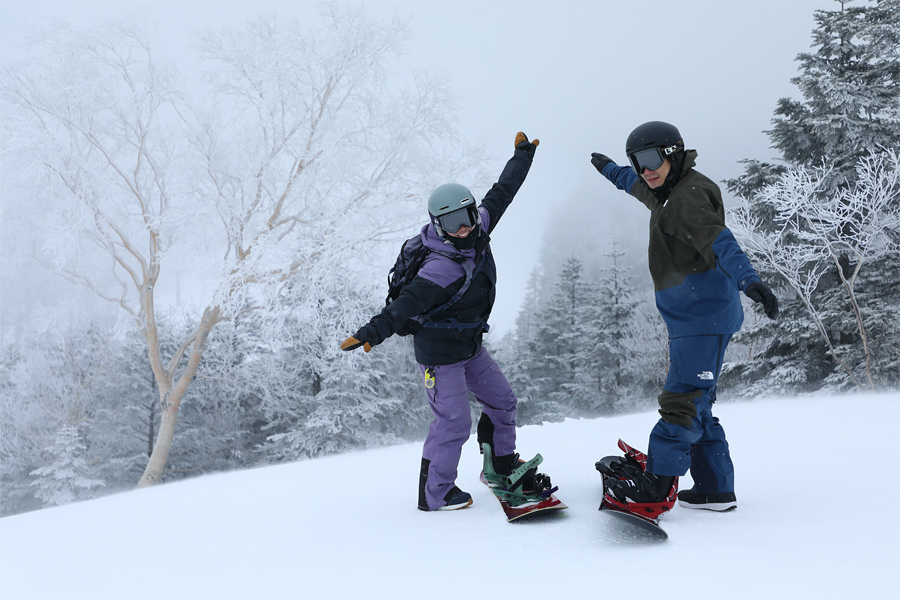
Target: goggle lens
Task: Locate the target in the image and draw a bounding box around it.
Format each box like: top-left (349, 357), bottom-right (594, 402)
top-left (438, 206), bottom-right (475, 234)
top-left (629, 148), bottom-right (666, 173)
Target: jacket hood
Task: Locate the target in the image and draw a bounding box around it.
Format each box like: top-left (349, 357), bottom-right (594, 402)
top-left (644, 149), bottom-right (698, 203)
top-left (420, 222), bottom-right (488, 258)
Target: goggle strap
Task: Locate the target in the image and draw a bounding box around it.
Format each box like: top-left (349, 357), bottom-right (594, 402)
top-left (662, 144), bottom-right (680, 156)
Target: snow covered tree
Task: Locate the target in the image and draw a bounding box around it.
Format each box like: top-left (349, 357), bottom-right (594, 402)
top-left (1, 5), bottom-right (481, 487)
top-left (29, 426), bottom-right (105, 508)
top-left (499, 266), bottom-right (571, 425)
top-left (259, 326), bottom-right (428, 460)
top-left (770, 0), bottom-right (900, 189)
top-left (730, 149), bottom-right (900, 390)
top-left (727, 0), bottom-right (900, 198)
top-left (586, 241), bottom-right (641, 414)
top-left (619, 294), bottom-right (670, 401)
top-left (533, 258), bottom-right (591, 416)
top-left (0, 319), bottom-right (126, 513)
top-left (724, 0), bottom-right (900, 395)
top-left (501, 242), bottom-right (665, 421)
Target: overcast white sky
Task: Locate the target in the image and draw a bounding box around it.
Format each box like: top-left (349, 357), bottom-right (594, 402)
top-left (1, 0), bottom-right (833, 338)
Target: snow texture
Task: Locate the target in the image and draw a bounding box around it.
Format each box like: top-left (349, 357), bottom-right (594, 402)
top-left (1, 392), bottom-right (897, 600)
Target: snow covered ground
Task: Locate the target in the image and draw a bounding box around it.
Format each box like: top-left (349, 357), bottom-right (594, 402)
top-left (1, 392), bottom-right (897, 600)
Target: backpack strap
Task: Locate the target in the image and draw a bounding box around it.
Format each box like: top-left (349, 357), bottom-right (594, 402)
top-left (420, 318), bottom-right (491, 333)
top-left (420, 250), bottom-right (488, 331)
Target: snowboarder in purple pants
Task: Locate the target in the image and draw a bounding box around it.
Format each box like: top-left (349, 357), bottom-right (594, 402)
top-left (341, 132), bottom-right (550, 511)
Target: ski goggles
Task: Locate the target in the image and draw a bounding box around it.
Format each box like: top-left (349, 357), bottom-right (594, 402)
top-left (437, 206), bottom-right (477, 234)
top-left (628, 144), bottom-right (680, 174)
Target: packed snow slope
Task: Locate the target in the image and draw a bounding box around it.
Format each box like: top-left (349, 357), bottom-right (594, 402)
top-left (1, 392), bottom-right (898, 600)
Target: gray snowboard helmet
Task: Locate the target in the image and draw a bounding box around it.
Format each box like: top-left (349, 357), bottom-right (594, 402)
top-left (625, 121), bottom-right (684, 174)
top-left (427, 183), bottom-right (481, 239)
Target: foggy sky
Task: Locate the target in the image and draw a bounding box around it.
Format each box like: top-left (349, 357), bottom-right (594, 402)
top-left (0, 0), bottom-right (833, 338)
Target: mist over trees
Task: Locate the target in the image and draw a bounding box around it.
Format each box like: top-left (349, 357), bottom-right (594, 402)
top-left (1, 3), bottom-right (484, 492)
top-left (1, 0), bottom-right (898, 517)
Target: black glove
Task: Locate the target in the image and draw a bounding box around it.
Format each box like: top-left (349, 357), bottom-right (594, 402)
top-left (515, 131), bottom-right (540, 154)
top-left (591, 152), bottom-right (613, 173)
top-left (744, 281), bottom-right (779, 320)
top-left (340, 327), bottom-right (374, 352)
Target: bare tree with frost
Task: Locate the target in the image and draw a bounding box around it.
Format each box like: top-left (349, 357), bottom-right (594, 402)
top-left (1, 5), bottom-right (481, 487)
top-left (730, 149), bottom-right (900, 389)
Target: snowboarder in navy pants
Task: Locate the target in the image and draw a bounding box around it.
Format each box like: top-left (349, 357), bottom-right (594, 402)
top-left (590, 122), bottom-right (779, 515)
top-left (341, 132), bottom-right (553, 511)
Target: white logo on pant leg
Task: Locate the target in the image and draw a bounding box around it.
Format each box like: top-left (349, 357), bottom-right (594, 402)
top-left (697, 371), bottom-right (714, 380)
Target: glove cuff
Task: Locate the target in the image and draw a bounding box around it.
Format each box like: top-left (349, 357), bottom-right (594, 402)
top-left (740, 276), bottom-right (761, 292)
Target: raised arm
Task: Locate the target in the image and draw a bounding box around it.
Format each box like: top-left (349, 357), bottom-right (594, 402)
top-left (479, 132), bottom-right (538, 233)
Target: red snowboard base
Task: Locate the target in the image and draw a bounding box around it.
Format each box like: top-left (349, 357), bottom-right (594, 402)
top-left (480, 472), bottom-right (567, 522)
top-left (599, 499), bottom-right (668, 539)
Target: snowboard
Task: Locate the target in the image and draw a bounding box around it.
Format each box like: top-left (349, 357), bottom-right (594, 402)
top-left (599, 500), bottom-right (668, 540)
top-left (480, 471), bottom-right (568, 522)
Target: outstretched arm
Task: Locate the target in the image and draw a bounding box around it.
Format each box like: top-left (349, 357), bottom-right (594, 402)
top-left (340, 271), bottom-right (463, 352)
top-left (591, 152), bottom-right (639, 193)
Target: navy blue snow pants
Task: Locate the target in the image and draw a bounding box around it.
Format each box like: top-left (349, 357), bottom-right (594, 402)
top-left (646, 333), bottom-right (735, 494)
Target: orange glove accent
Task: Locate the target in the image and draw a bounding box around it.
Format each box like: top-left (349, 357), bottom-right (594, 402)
top-left (340, 336), bottom-right (372, 352)
top-left (515, 131), bottom-right (540, 148)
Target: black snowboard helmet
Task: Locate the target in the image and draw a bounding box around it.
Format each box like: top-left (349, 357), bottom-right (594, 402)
top-left (625, 121), bottom-right (684, 175)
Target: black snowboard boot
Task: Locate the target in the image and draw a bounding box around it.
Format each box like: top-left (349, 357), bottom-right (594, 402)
top-left (677, 488), bottom-right (737, 512)
top-left (417, 458), bottom-right (473, 511)
top-left (606, 471), bottom-right (675, 504)
top-left (437, 486), bottom-right (473, 511)
top-left (477, 412), bottom-right (495, 452)
top-left (597, 455), bottom-right (674, 504)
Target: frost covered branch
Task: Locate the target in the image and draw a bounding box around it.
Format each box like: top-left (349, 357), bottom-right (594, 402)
top-left (1, 6), bottom-right (483, 487)
top-left (730, 148), bottom-right (900, 389)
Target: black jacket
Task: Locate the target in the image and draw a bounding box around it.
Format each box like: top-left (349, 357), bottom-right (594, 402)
top-left (357, 146), bottom-right (533, 365)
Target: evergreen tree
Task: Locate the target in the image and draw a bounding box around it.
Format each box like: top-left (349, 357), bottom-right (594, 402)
top-left (262, 334), bottom-right (425, 460)
top-left (0, 321), bottom-right (119, 514)
top-left (505, 266), bottom-right (563, 423)
top-left (727, 0), bottom-right (900, 197)
top-left (620, 294), bottom-right (671, 406)
top-left (258, 288), bottom-right (431, 461)
top-left (536, 258), bottom-right (592, 417)
top-left (29, 426), bottom-right (105, 508)
top-left (588, 242), bottom-right (641, 414)
top-left (770, 0), bottom-right (900, 188)
top-left (501, 267), bottom-right (571, 425)
top-left (730, 149), bottom-right (900, 392)
top-left (725, 0), bottom-right (900, 394)
top-left (504, 244), bottom-right (667, 421)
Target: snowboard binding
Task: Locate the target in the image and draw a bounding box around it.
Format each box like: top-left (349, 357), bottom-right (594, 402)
top-left (595, 439), bottom-right (677, 523)
top-left (481, 443), bottom-right (557, 507)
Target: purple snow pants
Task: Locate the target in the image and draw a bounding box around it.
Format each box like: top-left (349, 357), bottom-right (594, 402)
top-left (418, 346), bottom-right (517, 510)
